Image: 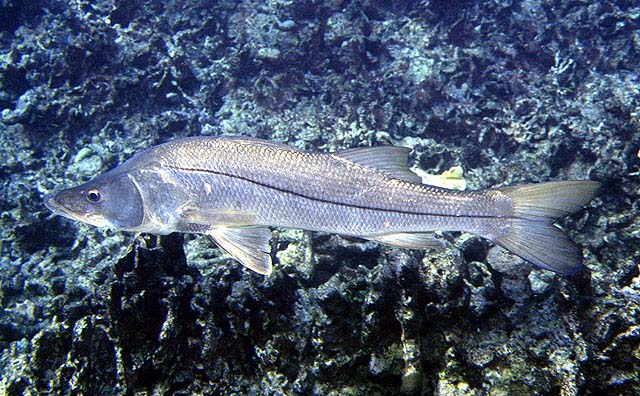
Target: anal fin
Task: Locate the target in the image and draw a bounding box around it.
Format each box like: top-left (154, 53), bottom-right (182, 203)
top-left (206, 226), bottom-right (273, 275)
top-left (367, 232), bottom-right (445, 250)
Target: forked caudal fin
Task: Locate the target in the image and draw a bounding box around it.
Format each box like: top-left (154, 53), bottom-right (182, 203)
top-left (494, 181), bottom-right (601, 275)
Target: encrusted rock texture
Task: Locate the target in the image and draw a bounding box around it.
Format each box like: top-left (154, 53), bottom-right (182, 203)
top-left (0, 1), bottom-right (638, 395)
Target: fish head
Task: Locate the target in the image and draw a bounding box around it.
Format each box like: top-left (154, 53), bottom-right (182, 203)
top-left (45, 170), bottom-right (144, 231)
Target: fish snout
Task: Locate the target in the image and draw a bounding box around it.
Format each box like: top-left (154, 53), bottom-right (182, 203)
top-left (43, 192), bottom-right (62, 214)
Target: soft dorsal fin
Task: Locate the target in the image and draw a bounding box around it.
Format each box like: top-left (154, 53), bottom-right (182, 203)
top-left (333, 146), bottom-right (422, 184)
top-left (206, 226), bottom-right (273, 275)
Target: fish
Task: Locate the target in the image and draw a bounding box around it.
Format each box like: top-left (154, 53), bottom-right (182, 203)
top-left (44, 136), bottom-right (601, 275)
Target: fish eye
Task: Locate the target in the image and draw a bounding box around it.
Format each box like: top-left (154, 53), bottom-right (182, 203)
top-left (86, 189), bottom-right (101, 203)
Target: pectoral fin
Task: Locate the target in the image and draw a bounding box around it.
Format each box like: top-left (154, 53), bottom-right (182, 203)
top-left (206, 226), bottom-right (273, 275)
top-left (182, 208), bottom-right (257, 227)
top-left (368, 232), bottom-right (445, 250)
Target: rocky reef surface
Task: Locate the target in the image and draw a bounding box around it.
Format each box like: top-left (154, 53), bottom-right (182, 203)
top-left (0, 0), bottom-right (638, 395)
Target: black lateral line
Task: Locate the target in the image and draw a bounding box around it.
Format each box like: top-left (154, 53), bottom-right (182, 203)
top-left (168, 165), bottom-right (507, 219)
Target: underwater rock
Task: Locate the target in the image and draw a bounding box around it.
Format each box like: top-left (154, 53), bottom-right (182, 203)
top-left (487, 246), bottom-right (532, 303)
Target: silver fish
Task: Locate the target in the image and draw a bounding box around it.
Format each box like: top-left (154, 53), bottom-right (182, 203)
top-left (44, 136), bottom-right (600, 275)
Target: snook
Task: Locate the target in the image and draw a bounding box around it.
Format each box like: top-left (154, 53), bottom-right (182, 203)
top-left (44, 136), bottom-right (600, 275)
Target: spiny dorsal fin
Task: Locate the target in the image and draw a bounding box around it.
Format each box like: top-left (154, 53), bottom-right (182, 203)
top-left (206, 226), bottom-right (273, 275)
top-left (333, 146), bottom-right (422, 184)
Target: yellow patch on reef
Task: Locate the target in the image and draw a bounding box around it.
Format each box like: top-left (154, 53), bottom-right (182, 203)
top-left (631, 149), bottom-right (640, 176)
top-left (413, 166), bottom-right (467, 190)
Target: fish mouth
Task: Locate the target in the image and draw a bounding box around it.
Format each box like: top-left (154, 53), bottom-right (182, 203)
top-left (44, 193), bottom-right (68, 217)
top-left (44, 193), bottom-right (111, 228)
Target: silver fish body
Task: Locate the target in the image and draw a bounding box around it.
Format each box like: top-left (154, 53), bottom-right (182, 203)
top-left (45, 136), bottom-right (600, 275)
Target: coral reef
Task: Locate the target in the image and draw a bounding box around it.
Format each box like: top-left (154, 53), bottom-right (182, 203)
top-left (1, 0), bottom-right (639, 395)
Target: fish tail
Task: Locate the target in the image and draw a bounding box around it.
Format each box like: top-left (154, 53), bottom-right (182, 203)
top-left (493, 181), bottom-right (601, 274)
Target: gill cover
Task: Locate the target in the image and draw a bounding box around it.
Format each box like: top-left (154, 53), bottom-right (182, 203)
top-left (45, 171), bottom-right (144, 230)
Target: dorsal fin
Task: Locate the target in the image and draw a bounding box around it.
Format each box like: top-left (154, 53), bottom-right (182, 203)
top-left (333, 146), bottom-right (422, 184)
